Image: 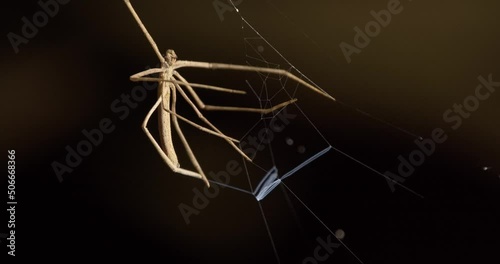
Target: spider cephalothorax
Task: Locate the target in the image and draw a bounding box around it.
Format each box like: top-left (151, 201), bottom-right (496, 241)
top-left (165, 49), bottom-right (177, 66)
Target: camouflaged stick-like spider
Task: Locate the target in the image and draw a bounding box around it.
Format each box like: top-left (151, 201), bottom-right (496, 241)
top-left (123, 0), bottom-right (335, 187)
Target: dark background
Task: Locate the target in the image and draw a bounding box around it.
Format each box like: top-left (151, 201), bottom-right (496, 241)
top-left (1, 0), bottom-right (499, 263)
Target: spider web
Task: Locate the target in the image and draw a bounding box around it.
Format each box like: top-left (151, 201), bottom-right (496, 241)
top-left (232, 35), bottom-right (334, 194)
top-left (177, 2), bottom-right (425, 263)
top-left (200, 3), bottom-right (364, 263)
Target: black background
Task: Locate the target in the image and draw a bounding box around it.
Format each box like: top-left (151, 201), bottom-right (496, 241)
top-left (1, 0), bottom-right (499, 263)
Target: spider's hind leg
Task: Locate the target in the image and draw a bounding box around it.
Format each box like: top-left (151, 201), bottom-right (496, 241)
top-left (142, 96), bottom-right (208, 186)
top-left (170, 85), bottom-right (210, 186)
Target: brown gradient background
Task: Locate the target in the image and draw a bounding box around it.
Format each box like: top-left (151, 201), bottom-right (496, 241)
top-left (1, 0), bottom-right (499, 263)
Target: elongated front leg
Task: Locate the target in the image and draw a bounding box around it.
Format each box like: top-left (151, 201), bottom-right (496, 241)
top-left (123, 0), bottom-right (165, 64)
top-left (173, 60), bottom-right (335, 101)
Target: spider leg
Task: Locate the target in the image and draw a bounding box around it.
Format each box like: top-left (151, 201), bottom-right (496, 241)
top-left (132, 76), bottom-right (247, 94)
top-left (123, 0), bottom-right (166, 64)
top-left (129, 73), bottom-right (240, 142)
top-left (142, 96), bottom-right (206, 183)
top-left (129, 68), bottom-right (164, 81)
top-left (174, 60), bottom-right (336, 101)
top-left (170, 85), bottom-right (210, 186)
top-left (173, 71), bottom-right (297, 114)
top-left (161, 107), bottom-right (240, 143)
top-left (172, 77), bottom-right (253, 162)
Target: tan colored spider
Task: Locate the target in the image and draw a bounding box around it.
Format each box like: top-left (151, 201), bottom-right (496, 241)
top-left (123, 0), bottom-right (335, 187)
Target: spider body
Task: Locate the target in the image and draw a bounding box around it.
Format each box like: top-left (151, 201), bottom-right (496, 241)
top-left (157, 52), bottom-right (178, 167)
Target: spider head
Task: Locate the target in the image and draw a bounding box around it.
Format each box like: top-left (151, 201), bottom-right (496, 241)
top-left (165, 49), bottom-right (178, 66)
